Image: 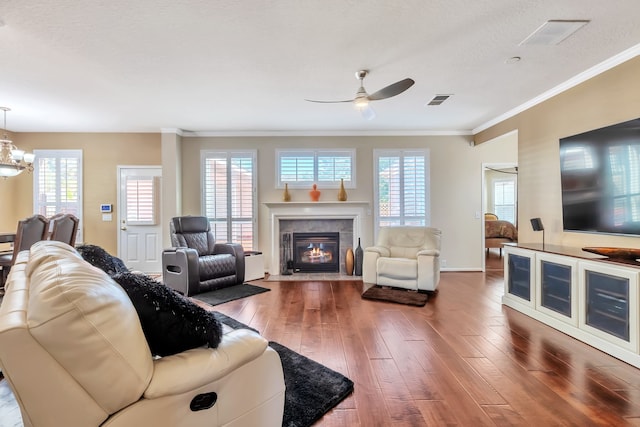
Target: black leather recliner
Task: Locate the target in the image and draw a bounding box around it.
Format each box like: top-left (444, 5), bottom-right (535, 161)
top-left (162, 216), bottom-right (245, 296)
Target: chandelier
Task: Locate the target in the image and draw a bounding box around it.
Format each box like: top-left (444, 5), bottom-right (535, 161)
top-left (0, 107), bottom-right (35, 178)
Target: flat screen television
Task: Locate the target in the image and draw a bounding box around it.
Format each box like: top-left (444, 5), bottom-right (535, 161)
top-left (559, 117), bottom-right (640, 236)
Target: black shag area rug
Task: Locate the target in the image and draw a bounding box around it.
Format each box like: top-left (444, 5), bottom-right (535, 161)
top-left (192, 283), bottom-right (270, 306)
top-left (270, 341), bottom-right (354, 427)
top-left (362, 285), bottom-right (429, 306)
top-left (213, 312), bottom-right (354, 427)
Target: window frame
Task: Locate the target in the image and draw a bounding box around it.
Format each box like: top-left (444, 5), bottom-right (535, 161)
top-left (373, 149), bottom-right (430, 234)
top-left (201, 149), bottom-right (258, 250)
top-left (276, 148), bottom-right (356, 189)
top-left (32, 149), bottom-right (83, 242)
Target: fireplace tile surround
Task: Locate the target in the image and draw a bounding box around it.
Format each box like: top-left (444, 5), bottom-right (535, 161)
top-left (264, 201), bottom-right (369, 275)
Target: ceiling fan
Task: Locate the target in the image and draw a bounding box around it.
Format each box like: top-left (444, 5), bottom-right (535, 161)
top-left (305, 70), bottom-right (415, 120)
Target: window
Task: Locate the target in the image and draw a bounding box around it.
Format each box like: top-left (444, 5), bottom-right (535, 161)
top-left (33, 149), bottom-right (83, 241)
top-left (125, 176), bottom-right (159, 225)
top-left (202, 150), bottom-right (257, 250)
top-left (493, 179), bottom-right (516, 224)
top-left (374, 149), bottom-right (429, 228)
top-left (277, 149), bottom-right (355, 188)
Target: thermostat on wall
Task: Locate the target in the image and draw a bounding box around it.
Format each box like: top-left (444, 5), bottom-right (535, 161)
top-left (100, 204), bottom-right (112, 213)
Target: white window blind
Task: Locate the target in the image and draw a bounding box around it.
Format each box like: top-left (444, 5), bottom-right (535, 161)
top-left (202, 150), bottom-right (256, 250)
top-left (33, 149), bottom-right (83, 241)
top-left (374, 149), bottom-right (429, 229)
top-left (493, 179), bottom-right (516, 224)
top-left (126, 176), bottom-right (158, 225)
top-left (277, 149), bottom-right (355, 188)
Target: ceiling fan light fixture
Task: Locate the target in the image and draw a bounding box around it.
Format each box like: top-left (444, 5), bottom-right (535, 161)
top-left (358, 104), bottom-right (376, 121)
top-left (354, 96), bottom-right (369, 108)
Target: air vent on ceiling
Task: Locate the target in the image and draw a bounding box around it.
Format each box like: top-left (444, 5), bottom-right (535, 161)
top-left (427, 94), bottom-right (451, 106)
top-left (519, 20), bottom-right (590, 46)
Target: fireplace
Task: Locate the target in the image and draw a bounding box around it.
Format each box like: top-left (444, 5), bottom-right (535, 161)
top-left (292, 232), bottom-right (340, 272)
top-left (265, 201), bottom-right (368, 275)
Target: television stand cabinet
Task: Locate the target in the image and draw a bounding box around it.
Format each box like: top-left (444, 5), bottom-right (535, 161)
top-left (503, 244), bottom-right (640, 368)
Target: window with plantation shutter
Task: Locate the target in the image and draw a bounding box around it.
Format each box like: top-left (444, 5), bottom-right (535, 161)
top-left (33, 149), bottom-right (83, 242)
top-left (374, 149), bottom-right (429, 230)
top-left (126, 176), bottom-right (158, 225)
top-left (277, 149), bottom-right (355, 188)
top-left (202, 150), bottom-right (256, 250)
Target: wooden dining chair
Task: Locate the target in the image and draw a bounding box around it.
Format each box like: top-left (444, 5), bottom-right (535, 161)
top-left (0, 214), bottom-right (49, 287)
top-left (48, 213), bottom-right (80, 247)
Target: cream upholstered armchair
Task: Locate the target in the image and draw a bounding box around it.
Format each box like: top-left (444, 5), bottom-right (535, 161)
top-left (363, 226), bottom-right (442, 292)
top-left (0, 241), bottom-right (285, 427)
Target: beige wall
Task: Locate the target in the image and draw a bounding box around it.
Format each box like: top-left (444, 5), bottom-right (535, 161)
top-left (2, 133), bottom-right (161, 254)
top-left (2, 131), bottom-right (514, 270)
top-left (476, 55), bottom-right (640, 249)
top-left (182, 134), bottom-right (517, 272)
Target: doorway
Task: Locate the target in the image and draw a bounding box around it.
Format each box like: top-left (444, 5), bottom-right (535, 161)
top-left (482, 162), bottom-right (518, 271)
top-left (117, 166), bottom-right (162, 273)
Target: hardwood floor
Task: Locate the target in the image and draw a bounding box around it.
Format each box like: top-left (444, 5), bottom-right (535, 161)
top-left (211, 260), bottom-right (640, 426)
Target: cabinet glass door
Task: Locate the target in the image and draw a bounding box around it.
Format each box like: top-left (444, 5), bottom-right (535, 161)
top-left (541, 260), bottom-right (572, 317)
top-left (508, 254), bottom-right (531, 301)
top-left (585, 270), bottom-right (629, 342)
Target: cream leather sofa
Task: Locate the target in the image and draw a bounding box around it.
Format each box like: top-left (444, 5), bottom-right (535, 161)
top-left (363, 226), bottom-right (441, 292)
top-left (0, 241), bottom-right (285, 427)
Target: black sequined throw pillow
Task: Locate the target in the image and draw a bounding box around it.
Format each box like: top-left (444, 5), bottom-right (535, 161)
top-left (112, 272), bottom-right (223, 357)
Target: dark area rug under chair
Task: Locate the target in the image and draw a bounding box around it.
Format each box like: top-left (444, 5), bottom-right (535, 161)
top-left (361, 285), bottom-right (430, 306)
top-left (192, 283), bottom-right (270, 306)
top-left (213, 312), bottom-right (354, 427)
top-left (0, 311), bottom-right (354, 427)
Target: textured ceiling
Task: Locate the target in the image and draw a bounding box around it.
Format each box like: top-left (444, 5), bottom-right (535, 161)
top-left (1, 0), bottom-right (639, 134)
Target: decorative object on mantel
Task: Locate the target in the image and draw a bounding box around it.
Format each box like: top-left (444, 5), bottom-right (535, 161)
top-left (354, 238), bottom-right (363, 276)
top-left (282, 183), bottom-right (291, 202)
top-left (309, 183), bottom-right (321, 201)
top-left (0, 107), bottom-right (35, 178)
top-left (582, 247), bottom-right (640, 260)
top-left (345, 248), bottom-right (354, 275)
top-left (338, 178), bottom-right (347, 201)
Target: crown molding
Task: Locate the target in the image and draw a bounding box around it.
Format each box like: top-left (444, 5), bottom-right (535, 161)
top-left (181, 129), bottom-right (472, 137)
top-left (160, 128), bottom-right (184, 136)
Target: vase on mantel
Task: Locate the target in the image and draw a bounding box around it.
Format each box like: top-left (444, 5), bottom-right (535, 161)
top-left (309, 184), bottom-right (321, 201)
top-left (338, 178), bottom-right (347, 201)
top-left (354, 238), bottom-right (363, 276)
top-left (282, 183), bottom-right (291, 202)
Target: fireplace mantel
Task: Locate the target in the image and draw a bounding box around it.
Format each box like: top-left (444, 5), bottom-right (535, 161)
top-left (264, 201), bottom-right (370, 274)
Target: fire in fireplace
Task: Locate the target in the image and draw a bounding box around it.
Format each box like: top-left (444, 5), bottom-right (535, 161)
top-left (292, 232), bottom-right (340, 272)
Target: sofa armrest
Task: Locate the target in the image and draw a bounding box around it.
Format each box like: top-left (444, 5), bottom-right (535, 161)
top-left (416, 249), bottom-right (440, 257)
top-left (144, 329), bottom-right (268, 399)
top-left (162, 247), bottom-right (200, 296)
top-left (214, 243), bottom-right (245, 284)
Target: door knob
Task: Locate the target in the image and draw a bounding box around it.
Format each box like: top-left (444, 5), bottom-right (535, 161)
top-left (121, 226), bottom-right (127, 231)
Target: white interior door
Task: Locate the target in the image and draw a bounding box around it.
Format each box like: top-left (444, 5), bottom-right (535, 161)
top-left (118, 166), bottom-right (162, 273)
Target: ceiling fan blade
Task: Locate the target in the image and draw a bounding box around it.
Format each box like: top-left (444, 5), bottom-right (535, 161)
top-left (305, 98), bottom-right (354, 103)
top-left (367, 78), bottom-right (415, 101)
